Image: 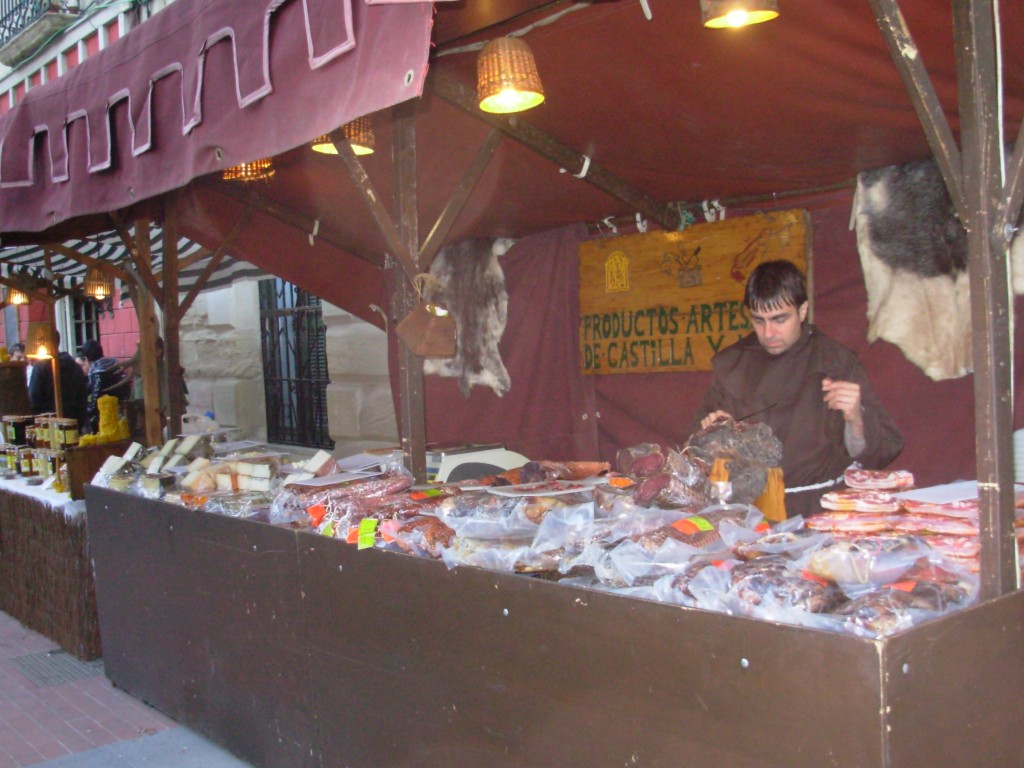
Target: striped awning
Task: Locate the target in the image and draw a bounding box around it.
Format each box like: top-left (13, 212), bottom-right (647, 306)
top-left (0, 227), bottom-right (268, 296)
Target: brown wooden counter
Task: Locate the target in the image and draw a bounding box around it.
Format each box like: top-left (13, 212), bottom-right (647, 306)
top-left (85, 485), bottom-right (1024, 767)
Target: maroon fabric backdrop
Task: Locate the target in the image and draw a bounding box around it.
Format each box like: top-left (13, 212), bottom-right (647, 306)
top-left (417, 189), bottom-right (1024, 489)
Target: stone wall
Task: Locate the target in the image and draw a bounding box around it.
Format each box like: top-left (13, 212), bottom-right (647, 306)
top-left (180, 281), bottom-right (398, 454)
top-left (180, 282), bottom-right (266, 441)
top-left (320, 301), bottom-right (398, 456)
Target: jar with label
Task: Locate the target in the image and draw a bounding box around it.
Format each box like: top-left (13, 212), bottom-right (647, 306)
top-left (19, 447), bottom-right (36, 477)
top-left (33, 449), bottom-right (51, 478)
top-left (5, 415), bottom-right (32, 446)
top-left (52, 418), bottom-right (79, 448)
top-left (33, 416), bottom-right (51, 449)
top-left (5, 445), bottom-right (19, 472)
top-left (46, 449), bottom-right (63, 479)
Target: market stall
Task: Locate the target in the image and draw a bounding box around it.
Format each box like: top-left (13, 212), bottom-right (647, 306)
top-left (3, 0), bottom-right (1024, 766)
top-left (85, 484), bottom-right (1024, 768)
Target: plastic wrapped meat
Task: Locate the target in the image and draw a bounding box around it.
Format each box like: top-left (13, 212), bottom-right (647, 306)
top-left (633, 506), bottom-right (754, 552)
top-left (631, 450), bottom-right (712, 509)
top-left (615, 443), bottom-right (666, 477)
top-left (730, 556), bottom-right (845, 613)
top-left (683, 419), bottom-right (782, 504)
top-left (519, 460), bottom-right (610, 483)
top-left (384, 516), bottom-right (456, 558)
top-left (805, 535), bottom-right (930, 588)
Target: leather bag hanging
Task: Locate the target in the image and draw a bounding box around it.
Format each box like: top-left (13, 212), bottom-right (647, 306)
top-left (395, 274), bottom-right (457, 358)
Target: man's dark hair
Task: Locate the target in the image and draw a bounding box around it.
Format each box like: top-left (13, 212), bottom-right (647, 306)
top-left (743, 260), bottom-right (808, 313)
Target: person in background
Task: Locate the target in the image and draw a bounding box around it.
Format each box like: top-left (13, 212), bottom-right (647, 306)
top-left (28, 331), bottom-right (89, 429)
top-left (77, 339), bottom-right (131, 434)
top-left (690, 259), bottom-right (904, 518)
top-left (10, 343), bottom-right (25, 362)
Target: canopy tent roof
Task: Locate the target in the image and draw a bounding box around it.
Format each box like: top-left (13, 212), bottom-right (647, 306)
top-left (0, 229), bottom-right (268, 295)
top-left (0, 0), bottom-right (1019, 257)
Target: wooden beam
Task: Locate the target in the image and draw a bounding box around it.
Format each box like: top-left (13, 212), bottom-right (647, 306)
top-left (153, 245), bottom-right (214, 283)
top-left (431, 75), bottom-right (684, 232)
top-left (133, 221), bottom-right (164, 446)
top-left (111, 213), bottom-right (164, 304)
top-left (998, 118), bottom-right (1024, 237)
top-left (953, 0), bottom-right (1016, 598)
top-left (392, 101), bottom-right (427, 482)
top-left (867, 0), bottom-right (967, 223)
top-left (37, 243), bottom-right (132, 283)
top-left (210, 180), bottom-right (384, 268)
top-left (418, 128), bottom-right (504, 271)
top-left (162, 195), bottom-right (185, 438)
top-left (335, 138), bottom-right (421, 283)
top-left (177, 211), bottom-right (251, 321)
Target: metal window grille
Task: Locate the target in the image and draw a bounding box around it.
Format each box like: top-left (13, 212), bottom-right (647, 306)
top-left (258, 278), bottom-right (333, 449)
top-left (0, 0), bottom-right (74, 49)
top-left (71, 295), bottom-right (99, 351)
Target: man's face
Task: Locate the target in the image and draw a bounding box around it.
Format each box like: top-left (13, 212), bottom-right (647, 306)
top-left (750, 300), bottom-right (808, 355)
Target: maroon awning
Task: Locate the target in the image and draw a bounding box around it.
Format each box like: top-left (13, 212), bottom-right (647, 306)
top-left (0, 0), bottom-right (434, 234)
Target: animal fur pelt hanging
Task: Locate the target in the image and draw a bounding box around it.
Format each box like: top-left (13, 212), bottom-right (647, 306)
top-left (423, 237), bottom-right (515, 397)
top-left (850, 157), bottom-right (1024, 381)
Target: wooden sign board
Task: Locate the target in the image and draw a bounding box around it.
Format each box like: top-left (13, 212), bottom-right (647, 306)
top-left (578, 209), bottom-right (810, 374)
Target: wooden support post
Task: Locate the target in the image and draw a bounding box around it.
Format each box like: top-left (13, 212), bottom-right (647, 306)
top-left (162, 198), bottom-right (184, 438)
top-left (953, 0), bottom-right (1016, 597)
top-left (393, 102), bottom-right (427, 482)
top-left (133, 222), bottom-right (164, 446)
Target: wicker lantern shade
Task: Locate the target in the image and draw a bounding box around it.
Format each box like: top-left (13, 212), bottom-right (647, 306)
top-left (84, 266), bottom-right (114, 300)
top-left (700, 0), bottom-right (779, 28)
top-left (4, 287), bottom-right (29, 306)
top-left (477, 37), bottom-right (545, 114)
top-left (222, 157), bottom-right (275, 182)
top-left (311, 116), bottom-right (376, 156)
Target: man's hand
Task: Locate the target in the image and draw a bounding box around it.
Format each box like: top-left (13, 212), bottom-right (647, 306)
top-left (822, 378), bottom-right (864, 436)
top-left (700, 410), bottom-right (732, 430)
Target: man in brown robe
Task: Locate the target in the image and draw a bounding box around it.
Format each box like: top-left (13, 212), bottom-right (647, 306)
top-left (691, 260), bottom-right (904, 518)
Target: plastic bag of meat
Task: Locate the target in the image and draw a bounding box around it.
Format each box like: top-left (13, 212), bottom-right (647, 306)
top-left (805, 535), bottom-right (935, 596)
top-left (438, 537), bottom-right (560, 573)
top-left (732, 525), bottom-right (830, 561)
top-left (519, 460), bottom-right (610, 483)
top-left (831, 563), bottom-right (976, 638)
top-left (683, 419), bottom-right (782, 504)
top-left (632, 504), bottom-right (764, 553)
top-left (631, 450), bottom-right (713, 509)
top-left (615, 443), bottom-right (666, 477)
top-left (380, 515), bottom-right (456, 558)
top-left (723, 555), bottom-right (847, 622)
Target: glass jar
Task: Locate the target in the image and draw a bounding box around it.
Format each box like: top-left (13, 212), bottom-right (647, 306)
top-left (19, 447), bottom-right (36, 477)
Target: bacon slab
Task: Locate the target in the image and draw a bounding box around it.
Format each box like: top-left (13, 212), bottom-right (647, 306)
top-left (844, 468), bottom-right (915, 491)
top-left (821, 489), bottom-right (900, 513)
top-left (805, 511), bottom-right (897, 533)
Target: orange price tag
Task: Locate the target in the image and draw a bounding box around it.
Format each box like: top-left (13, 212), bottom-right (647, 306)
top-left (888, 581), bottom-right (917, 592)
top-left (306, 503), bottom-right (328, 526)
top-left (672, 516), bottom-right (713, 535)
top-left (345, 527), bottom-right (359, 544)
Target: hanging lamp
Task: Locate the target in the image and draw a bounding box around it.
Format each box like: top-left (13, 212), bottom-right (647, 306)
top-left (477, 37), bottom-right (545, 114)
top-left (700, 0), bottom-right (779, 28)
top-left (84, 266), bottom-right (114, 300)
top-left (222, 157), bottom-right (275, 182)
top-left (4, 286), bottom-right (29, 306)
top-left (311, 116), bottom-right (376, 156)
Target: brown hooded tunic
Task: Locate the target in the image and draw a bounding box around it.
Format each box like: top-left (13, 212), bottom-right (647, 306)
top-left (691, 324), bottom-right (904, 518)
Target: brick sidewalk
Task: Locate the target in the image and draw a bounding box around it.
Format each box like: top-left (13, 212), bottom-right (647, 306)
top-left (0, 611), bottom-right (175, 768)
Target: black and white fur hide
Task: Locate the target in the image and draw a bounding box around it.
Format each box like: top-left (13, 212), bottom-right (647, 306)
top-left (851, 157), bottom-right (1024, 381)
top-left (423, 238), bottom-right (514, 397)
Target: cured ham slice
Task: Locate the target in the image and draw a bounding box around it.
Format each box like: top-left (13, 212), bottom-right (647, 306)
top-left (821, 489), bottom-right (900, 513)
top-left (900, 498), bottom-right (979, 520)
top-left (805, 511), bottom-right (897, 533)
top-left (918, 534), bottom-right (980, 560)
top-left (891, 514), bottom-right (978, 536)
top-left (844, 468), bottom-right (915, 491)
